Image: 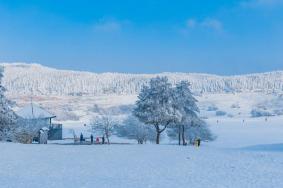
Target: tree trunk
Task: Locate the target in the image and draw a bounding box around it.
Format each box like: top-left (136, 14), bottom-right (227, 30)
top-left (156, 131), bottom-right (160, 144)
top-left (178, 125), bottom-right (181, 145)
top-left (106, 133), bottom-right (110, 144)
top-left (182, 124), bottom-right (186, 145)
top-left (155, 124), bottom-right (167, 144)
top-left (155, 125), bottom-right (160, 144)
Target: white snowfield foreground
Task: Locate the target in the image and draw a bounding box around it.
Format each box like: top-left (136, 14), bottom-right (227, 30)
top-left (1, 116), bottom-right (283, 188)
top-left (1, 144), bottom-right (283, 188)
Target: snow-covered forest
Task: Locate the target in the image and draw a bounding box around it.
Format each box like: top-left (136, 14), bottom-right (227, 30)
top-left (2, 63), bottom-right (283, 96)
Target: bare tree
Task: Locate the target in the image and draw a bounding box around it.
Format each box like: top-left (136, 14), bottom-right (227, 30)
top-left (90, 114), bottom-right (117, 144)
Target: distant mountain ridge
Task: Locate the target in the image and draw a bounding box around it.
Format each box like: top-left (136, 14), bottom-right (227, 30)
top-left (1, 63), bottom-right (283, 96)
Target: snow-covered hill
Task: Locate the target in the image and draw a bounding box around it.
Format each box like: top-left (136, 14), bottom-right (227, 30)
top-left (1, 63), bottom-right (283, 96)
top-left (1, 63), bottom-right (283, 121)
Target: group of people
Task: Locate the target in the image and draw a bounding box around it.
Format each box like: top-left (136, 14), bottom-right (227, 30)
top-left (80, 133), bottom-right (105, 144)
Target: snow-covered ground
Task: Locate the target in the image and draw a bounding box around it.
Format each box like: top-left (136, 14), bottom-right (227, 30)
top-left (1, 143), bottom-right (283, 188)
top-left (1, 116), bottom-right (283, 188)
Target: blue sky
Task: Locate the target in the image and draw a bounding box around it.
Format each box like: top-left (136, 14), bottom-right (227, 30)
top-left (0, 0), bottom-right (282, 75)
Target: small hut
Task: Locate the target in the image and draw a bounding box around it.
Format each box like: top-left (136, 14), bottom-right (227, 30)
top-left (16, 103), bottom-right (62, 142)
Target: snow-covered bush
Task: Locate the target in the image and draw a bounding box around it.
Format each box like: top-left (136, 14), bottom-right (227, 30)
top-left (207, 105), bottom-right (218, 111)
top-left (231, 104), bottom-right (240, 108)
top-left (185, 119), bottom-right (215, 144)
top-left (227, 114), bottom-right (234, 118)
top-left (116, 116), bottom-right (155, 144)
top-left (250, 109), bottom-right (273, 117)
top-left (273, 109), bottom-right (283, 116)
top-left (216, 110), bottom-right (226, 116)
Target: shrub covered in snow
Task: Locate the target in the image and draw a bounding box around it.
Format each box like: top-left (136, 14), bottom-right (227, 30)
top-left (116, 116), bottom-right (156, 144)
top-left (250, 109), bottom-right (273, 117)
top-left (231, 104), bottom-right (240, 108)
top-left (207, 105), bottom-right (218, 111)
top-left (216, 111), bottom-right (227, 116)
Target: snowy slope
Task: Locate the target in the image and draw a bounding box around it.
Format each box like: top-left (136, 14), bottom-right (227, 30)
top-left (1, 62), bottom-right (283, 96)
top-left (1, 63), bottom-right (283, 121)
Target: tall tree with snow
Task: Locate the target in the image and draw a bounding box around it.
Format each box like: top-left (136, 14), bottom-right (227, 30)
top-left (173, 81), bottom-right (200, 145)
top-left (133, 76), bottom-right (177, 144)
top-left (168, 81), bottom-right (215, 145)
top-left (0, 66), bottom-right (17, 141)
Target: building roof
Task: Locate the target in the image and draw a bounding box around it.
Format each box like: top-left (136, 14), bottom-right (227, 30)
top-left (16, 103), bottom-right (56, 119)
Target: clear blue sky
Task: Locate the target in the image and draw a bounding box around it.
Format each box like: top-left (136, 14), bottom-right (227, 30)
top-left (0, 0), bottom-right (282, 75)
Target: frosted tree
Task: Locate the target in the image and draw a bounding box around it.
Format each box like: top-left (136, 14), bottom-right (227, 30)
top-left (133, 76), bottom-right (177, 144)
top-left (167, 80), bottom-right (214, 145)
top-left (90, 114), bottom-right (117, 144)
top-left (170, 81), bottom-right (200, 145)
top-left (116, 115), bottom-right (155, 144)
top-left (0, 66), bottom-right (17, 141)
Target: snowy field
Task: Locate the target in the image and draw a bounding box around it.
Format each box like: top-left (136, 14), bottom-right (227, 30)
top-left (1, 116), bottom-right (283, 188)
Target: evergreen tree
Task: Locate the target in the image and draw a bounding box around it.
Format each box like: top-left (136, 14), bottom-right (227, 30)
top-left (0, 67), bottom-right (17, 141)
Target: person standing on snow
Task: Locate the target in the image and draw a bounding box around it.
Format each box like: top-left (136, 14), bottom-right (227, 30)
top-left (90, 134), bottom-right (94, 144)
top-left (102, 136), bottom-right (105, 144)
top-left (80, 133), bottom-right (84, 143)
